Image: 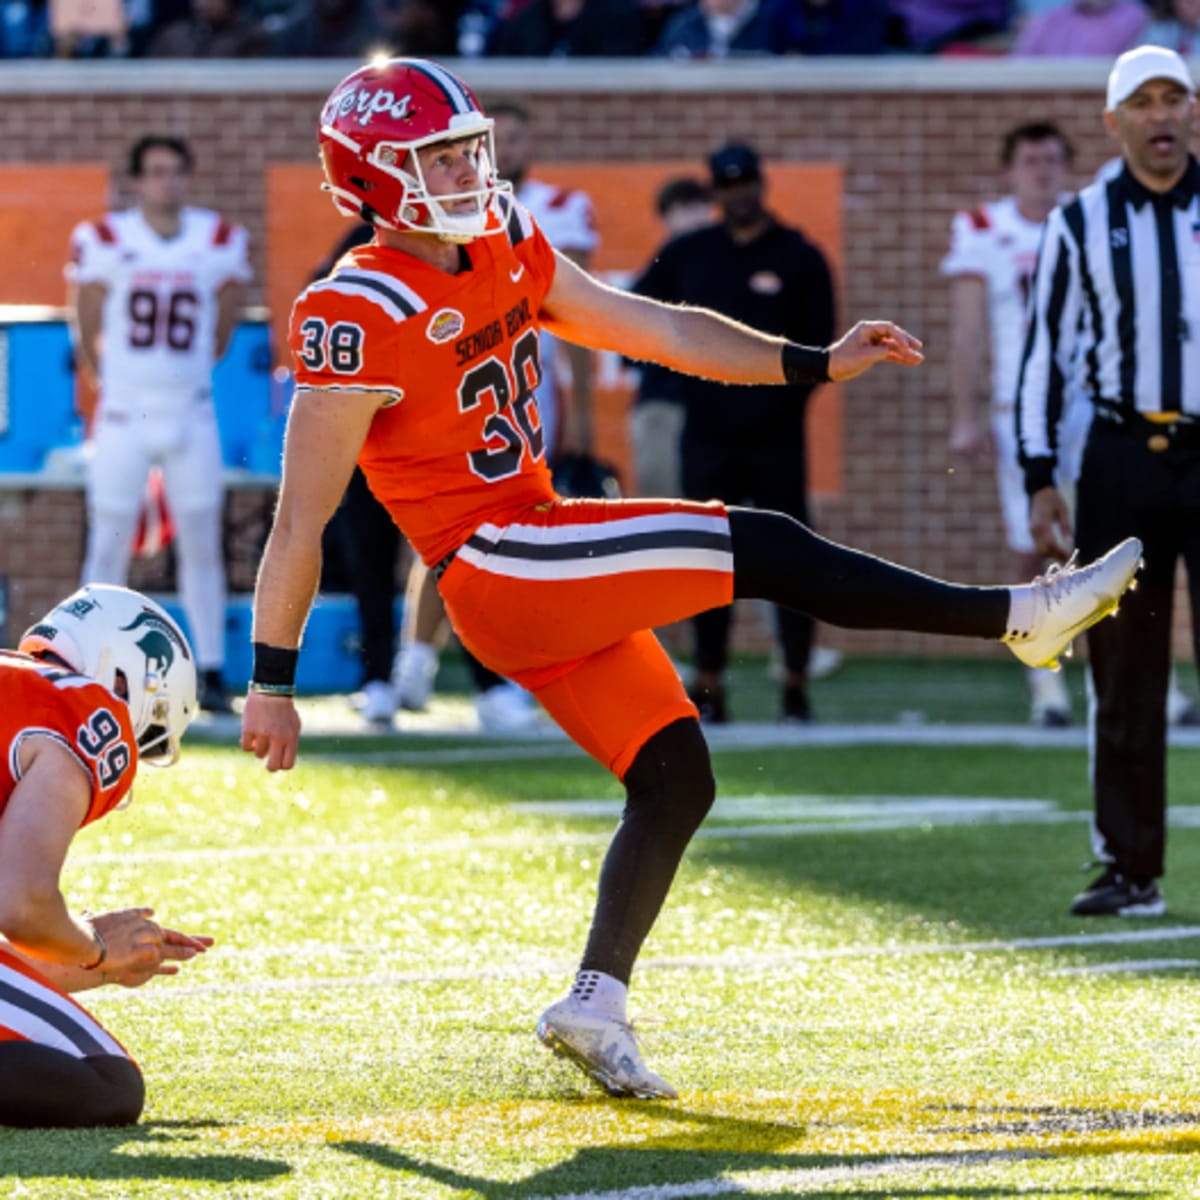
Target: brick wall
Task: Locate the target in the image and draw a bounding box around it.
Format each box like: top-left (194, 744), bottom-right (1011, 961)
top-left (0, 60), bottom-right (1186, 658)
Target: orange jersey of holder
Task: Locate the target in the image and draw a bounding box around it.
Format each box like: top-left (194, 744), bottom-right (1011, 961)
top-left (288, 199), bottom-right (560, 565)
top-left (0, 652), bottom-right (138, 827)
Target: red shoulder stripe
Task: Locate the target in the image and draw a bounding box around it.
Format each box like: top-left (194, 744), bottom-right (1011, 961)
top-left (967, 206), bottom-right (991, 231)
top-left (213, 219), bottom-right (234, 246)
top-left (93, 218), bottom-right (117, 244)
top-left (546, 188), bottom-right (572, 210)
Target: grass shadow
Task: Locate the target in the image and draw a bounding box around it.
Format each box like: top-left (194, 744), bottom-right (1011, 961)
top-left (0, 1120), bottom-right (290, 1183)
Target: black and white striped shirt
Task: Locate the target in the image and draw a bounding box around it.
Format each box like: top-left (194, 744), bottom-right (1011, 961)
top-left (1016, 157), bottom-right (1200, 493)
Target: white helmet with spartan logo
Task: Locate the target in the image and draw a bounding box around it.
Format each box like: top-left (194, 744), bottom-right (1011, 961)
top-left (19, 584), bottom-right (198, 766)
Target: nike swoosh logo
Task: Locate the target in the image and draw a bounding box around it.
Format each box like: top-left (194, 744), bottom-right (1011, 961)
top-left (510, 264), bottom-right (525, 283)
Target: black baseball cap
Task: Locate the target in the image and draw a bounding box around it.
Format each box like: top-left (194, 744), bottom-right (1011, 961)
top-left (709, 142), bottom-right (761, 187)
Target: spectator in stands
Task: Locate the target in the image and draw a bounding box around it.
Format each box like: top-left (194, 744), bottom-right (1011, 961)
top-left (376, 0), bottom-right (461, 54)
top-left (770, 0), bottom-right (889, 53)
top-left (0, 0), bottom-right (51, 56)
top-left (488, 0), bottom-right (649, 55)
top-left (1011, 0), bottom-right (1147, 54)
top-left (49, 0), bottom-right (129, 58)
top-left (654, 0), bottom-right (786, 56)
top-left (270, 0), bottom-right (393, 57)
top-left (148, 0), bottom-right (270, 56)
top-left (1141, 0), bottom-right (1200, 53)
top-left (887, 0), bottom-right (1013, 51)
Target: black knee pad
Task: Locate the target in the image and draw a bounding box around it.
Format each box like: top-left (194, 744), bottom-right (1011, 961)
top-left (623, 717), bottom-right (716, 836)
top-left (87, 1056), bottom-right (145, 1126)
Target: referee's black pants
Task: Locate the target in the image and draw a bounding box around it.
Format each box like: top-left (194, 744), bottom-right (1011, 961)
top-left (1075, 417), bottom-right (1200, 881)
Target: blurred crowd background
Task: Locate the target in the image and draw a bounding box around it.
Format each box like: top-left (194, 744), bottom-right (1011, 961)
top-left (3, 0), bottom-right (1198, 65)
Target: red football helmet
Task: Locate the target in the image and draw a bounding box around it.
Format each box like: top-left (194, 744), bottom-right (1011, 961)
top-left (318, 58), bottom-right (509, 243)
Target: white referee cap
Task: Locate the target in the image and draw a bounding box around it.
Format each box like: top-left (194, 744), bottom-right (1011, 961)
top-left (1106, 46), bottom-right (1194, 111)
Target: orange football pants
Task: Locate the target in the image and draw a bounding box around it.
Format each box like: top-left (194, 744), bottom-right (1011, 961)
top-left (438, 497), bottom-right (733, 778)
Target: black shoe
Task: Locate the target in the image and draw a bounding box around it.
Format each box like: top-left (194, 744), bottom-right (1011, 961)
top-left (781, 684), bottom-right (813, 725)
top-left (1033, 705), bottom-right (1071, 729)
top-left (688, 683), bottom-right (728, 724)
top-left (1070, 867), bottom-right (1166, 917)
top-left (199, 670), bottom-right (235, 715)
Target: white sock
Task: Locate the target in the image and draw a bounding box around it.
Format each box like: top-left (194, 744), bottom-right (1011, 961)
top-left (569, 970), bottom-right (628, 1021)
top-left (1005, 585), bottom-right (1037, 639)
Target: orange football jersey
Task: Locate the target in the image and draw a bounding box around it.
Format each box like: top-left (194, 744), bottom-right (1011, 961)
top-left (288, 199), bottom-right (560, 565)
top-left (0, 652), bottom-right (138, 826)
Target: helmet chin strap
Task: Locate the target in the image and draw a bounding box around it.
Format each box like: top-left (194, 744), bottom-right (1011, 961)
top-left (398, 197), bottom-right (486, 244)
top-left (94, 647), bottom-right (116, 697)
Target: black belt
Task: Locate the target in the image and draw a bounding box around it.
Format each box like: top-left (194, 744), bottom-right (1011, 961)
top-left (430, 549), bottom-right (457, 583)
top-left (1094, 407), bottom-right (1200, 451)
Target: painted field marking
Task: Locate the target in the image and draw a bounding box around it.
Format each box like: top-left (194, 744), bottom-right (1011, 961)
top-left (102, 925), bottom-right (1200, 1002)
top-left (525, 1150), bottom-right (1042, 1200)
top-left (302, 720), bottom-right (1200, 766)
top-left (74, 793), bottom-right (1120, 867)
top-left (512, 795), bottom-right (1058, 820)
top-left (1048, 957), bottom-right (1200, 976)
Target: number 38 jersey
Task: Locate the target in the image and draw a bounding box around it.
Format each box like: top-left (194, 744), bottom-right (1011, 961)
top-left (0, 653), bottom-right (138, 827)
top-left (288, 200), bottom-right (560, 566)
top-left (67, 207), bottom-right (252, 405)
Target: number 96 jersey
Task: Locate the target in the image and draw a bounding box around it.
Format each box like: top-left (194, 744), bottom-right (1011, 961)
top-left (67, 207), bottom-right (252, 407)
top-left (288, 199), bottom-right (560, 566)
top-left (0, 653), bottom-right (138, 826)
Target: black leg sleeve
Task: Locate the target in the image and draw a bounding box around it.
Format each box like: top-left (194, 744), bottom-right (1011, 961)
top-left (580, 718), bottom-right (715, 984)
top-left (692, 605), bottom-right (733, 675)
top-left (729, 507), bottom-right (1010, 639)
top-left (0, 1046), bottom-right (143, 1127)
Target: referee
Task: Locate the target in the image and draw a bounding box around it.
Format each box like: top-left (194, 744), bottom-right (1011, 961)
top-left (1016, 46), bottom-right (1200, 918)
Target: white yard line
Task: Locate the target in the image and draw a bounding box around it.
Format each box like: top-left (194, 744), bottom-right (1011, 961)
top-left (525, 1150), bottom-right (1042, 1199)
top-left (1049, 957), bottom-right (1200, 976)
top-left (102, 926), bottom-right (1200, 1002)
top-left (301, 721), bottom-right (1200, 765)
top-left (73, 794), bottom-right (1107, 866)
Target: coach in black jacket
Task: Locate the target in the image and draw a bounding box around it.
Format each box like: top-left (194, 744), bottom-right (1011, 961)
top-left (1016, 46), bottom-right (1200, 919)
top-left (633, 142), bottom-right (836, 724)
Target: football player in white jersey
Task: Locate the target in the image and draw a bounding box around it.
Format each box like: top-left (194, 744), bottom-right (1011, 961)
top-left (942, 121), bottom-right (1091, 727)
top-left (68, 135), bottom-right (253, 714)
top-left (391, 99), bottom-right (601, 731)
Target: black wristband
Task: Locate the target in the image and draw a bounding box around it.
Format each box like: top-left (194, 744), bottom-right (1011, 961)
top-left (252, 642), bottom-right (299, 688)
top-left (781, 342), bottom-right (831, 385)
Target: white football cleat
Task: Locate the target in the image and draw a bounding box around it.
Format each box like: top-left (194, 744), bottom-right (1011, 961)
top-left (1166, 672), bottom-right (1200, 727)
top-left (1004, 538), bottom-right (1142, 671)
top-left (809, 645), bottom-right (844, 681)
top-left (359, 680), bottom-right (396, 727)
top-left (475, 682), bottom-right (539, 734)
top-left (1028, 666), bottom-right (1071, 727)
top-left (393, 641), bottom-right (439, 712)
top-left (537, 997), bottom-right (677, 1100)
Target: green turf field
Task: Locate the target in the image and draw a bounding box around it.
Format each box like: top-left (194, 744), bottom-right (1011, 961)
top-left (5, 659), bottom-right (1200, 1198)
